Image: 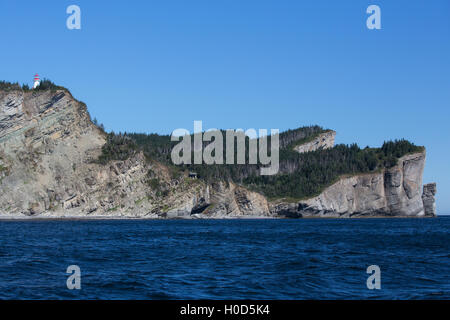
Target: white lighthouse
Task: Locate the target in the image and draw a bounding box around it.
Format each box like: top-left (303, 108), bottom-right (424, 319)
top-left (33, 74), bottom-right (40, 89)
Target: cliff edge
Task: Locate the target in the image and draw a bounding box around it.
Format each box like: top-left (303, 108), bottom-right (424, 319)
top-left (270, 151), bottom-right (436, 217)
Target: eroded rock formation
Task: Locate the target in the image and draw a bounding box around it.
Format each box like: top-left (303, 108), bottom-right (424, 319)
top-left (422, 183), bottom-right (437, 216)
top-left (270, 152), bottom-right (433, 217)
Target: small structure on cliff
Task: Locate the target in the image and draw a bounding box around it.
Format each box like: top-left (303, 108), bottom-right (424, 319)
top-left (33, 74), bottom-right (40, 89)
top-left (188, 172), bottom-right (198, 179)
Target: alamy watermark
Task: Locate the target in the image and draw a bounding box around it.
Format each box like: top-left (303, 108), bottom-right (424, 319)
top-left (170, 121), bottom-right (279, 175)
top-left (66, 5), bottom-right (81, 30)
top-left (65, 5), bottom-right (381, 31)
top-left (66, 265), bottom-right (81, 290)
top-left (366, 5), bottom-right (381, 30)
top-left (366, 265), bottom-right (381, 290)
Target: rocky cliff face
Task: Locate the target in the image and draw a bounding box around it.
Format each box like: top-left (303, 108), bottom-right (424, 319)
top-left (0, 88), bottom-right (436, 218)
top-left (270, 152), bottom-right (435, 217)
top-left (0, 89), bottom-right (105, 216)
top-left (0, 89), bottom-right (271, 218)
top-left (293, 131), bottom-right (336, 153)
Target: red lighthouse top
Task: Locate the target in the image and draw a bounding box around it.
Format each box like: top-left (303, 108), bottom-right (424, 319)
top-left (34, 74), bottom-right (39, 81)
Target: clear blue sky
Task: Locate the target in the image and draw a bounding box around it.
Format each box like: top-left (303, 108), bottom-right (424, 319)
top-left (1, 1), bottom-right (449, 213)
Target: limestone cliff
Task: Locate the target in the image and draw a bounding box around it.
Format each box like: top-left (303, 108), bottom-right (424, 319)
top-left (0, 88), bottom-right (271, 218)
top-left (270, 152), bottom-right (436, 217)
top-left (293, 130), bottom-right (336, 154)
top-left (0, 88), bottom-right (436, 218)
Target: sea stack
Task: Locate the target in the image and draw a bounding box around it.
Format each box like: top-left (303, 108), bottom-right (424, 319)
top-left (422, 183), bottom-right (437, 216)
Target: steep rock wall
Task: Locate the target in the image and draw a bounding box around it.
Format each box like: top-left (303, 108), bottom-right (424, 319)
top-left (270, 152), bottom-right (432, 217)
top-left (422, 183), bottom-right (437, 216)
top-left (0, 89), bottom-right (271, 218)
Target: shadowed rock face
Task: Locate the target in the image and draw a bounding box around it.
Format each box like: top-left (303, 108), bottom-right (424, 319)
top-left (0, 89), bottom-right (436, 218)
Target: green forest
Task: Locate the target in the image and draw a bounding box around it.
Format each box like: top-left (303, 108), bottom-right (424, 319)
top-left (97, 125), bottom-right (423, 200)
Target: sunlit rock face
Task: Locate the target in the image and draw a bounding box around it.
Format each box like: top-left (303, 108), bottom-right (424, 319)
top-left (271, 152), bottom-right (432, 218)
top-left (0, 89), bottom-right (272, 218)
top-left (293, 131), bottom-right (336, 154)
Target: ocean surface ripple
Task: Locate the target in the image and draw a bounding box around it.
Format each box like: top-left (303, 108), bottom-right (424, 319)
top-left (0, 217), bottom-right (449, 299)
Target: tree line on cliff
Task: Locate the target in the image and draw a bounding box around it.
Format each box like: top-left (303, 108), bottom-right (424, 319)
top-left (0, 79), bottom-right (67, 92)
top-left (95, 125), bottom-right (423, 200)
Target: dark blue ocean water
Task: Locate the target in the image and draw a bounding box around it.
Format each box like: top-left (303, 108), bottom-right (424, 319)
top-left (0, 217), bottom-right (449, 299)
